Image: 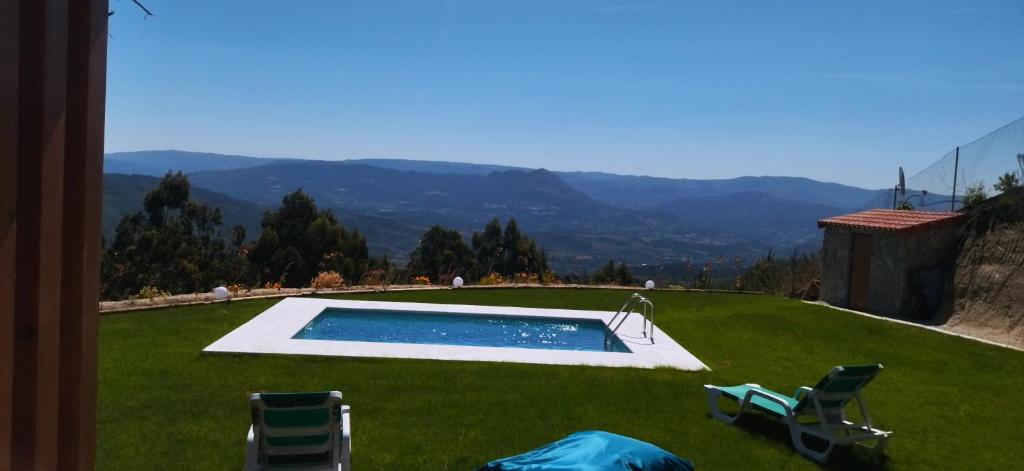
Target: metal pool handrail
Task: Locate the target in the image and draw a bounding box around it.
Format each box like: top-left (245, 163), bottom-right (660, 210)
top-left (606, 292), bottom-right (655, 343)
top-left (606, 292), bottom-right (640, 337)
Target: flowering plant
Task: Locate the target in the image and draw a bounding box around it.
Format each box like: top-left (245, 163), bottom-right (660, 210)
top-left (477, 272), bottom-right (505, 285)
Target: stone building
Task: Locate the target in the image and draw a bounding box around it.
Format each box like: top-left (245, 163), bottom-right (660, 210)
top-left (817, 209), bottom-right (965, 318)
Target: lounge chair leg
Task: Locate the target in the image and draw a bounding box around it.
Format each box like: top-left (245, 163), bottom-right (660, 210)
top-left (872, 434), bottom-right (890, 458)
top-left (245, 425), bottom-right (258, 471)
top-left (704, 386), bottom-right (744, 425)
top-left (340, 405), bottom-right (352, 471)
top-left (790, 427), bottom-right (834, 463)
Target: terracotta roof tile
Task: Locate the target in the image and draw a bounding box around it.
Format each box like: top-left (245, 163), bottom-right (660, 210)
top-left (817, 209), bottom-right (964, 233)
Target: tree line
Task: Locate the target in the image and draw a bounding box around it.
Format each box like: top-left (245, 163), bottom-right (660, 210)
top-left (101, 172), bottom-right (585, 300)
top-left (407, 218), bottom-right (550, 286)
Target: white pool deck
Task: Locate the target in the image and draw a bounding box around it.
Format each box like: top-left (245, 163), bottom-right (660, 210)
top-left (204, 297), bottom-right (708, 371)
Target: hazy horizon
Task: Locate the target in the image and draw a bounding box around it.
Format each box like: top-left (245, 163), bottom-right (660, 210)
top-left (106, 148), bottom-right (892, 189)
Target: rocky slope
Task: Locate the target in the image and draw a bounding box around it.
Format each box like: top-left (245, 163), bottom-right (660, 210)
top-left (940, 188), bottom-right (1024, 348)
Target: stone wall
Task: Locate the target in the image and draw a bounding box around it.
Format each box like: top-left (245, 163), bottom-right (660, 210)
top-left (819, 228), bottom-right (852, 306)
top-left (819, 224), bottom-right (961, 318)
top-left (899, 225), bottom-right (961, 317)
top-left (866, 230), bottom-right (904, 316)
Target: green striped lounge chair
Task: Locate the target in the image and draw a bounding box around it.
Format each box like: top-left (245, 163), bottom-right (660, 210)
top-left (704, 364), bottom-right (891, 463)
top-left (245, 391), bottom-right (351, 470)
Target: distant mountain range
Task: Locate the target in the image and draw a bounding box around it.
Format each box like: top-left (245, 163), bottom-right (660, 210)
top-left (104, 150), bottom-right (274, 175)
top-left (103, 150), bottom-right (886, 273)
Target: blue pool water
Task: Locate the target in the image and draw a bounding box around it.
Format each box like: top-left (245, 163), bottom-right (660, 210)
top-left (293, 308), bottom-right (631, 353)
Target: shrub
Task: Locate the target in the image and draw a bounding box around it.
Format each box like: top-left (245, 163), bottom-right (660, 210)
top-left (994, 172), bottom-right (1021, 193)
top-left (513, 272), bottom-right (540, 284)
top-left (542, 270), bottom-right (562, 285)
top-left (310, 271), bottom-right (345, 290)
top-left (411, 275), bottom-right (431, 285)
top-left (963, 181), bottom-right (989, 207)
top-left (477, 272), bottom-right (505, 285)
top-left (737, 250), bottom-right (820, 296)
top-left (362, 268), bottom-right (386, 287)
top-left (133, 285), bottom-right (170, 300)
top-left (226, 283), bottom-right (248, 295)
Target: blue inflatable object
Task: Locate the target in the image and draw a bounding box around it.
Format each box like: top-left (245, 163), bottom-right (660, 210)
top-left (477, 430), bottom-right (695, 471)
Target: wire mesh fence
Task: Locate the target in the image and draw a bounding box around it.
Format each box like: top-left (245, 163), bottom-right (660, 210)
top-left (864, 115), bottom-right (1024, 211)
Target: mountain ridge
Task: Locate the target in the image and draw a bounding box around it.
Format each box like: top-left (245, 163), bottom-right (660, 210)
top-left (105, 149), bottom-right (882, 206)
top-left (102, 149), bottom-right (867, 271)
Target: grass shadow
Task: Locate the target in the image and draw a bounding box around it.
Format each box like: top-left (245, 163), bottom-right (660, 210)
top-left (707, 412), bottom-right (893, 470)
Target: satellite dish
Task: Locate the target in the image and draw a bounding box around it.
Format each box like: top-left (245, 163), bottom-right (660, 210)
top-left (898, 167), bottom-right (906, 196)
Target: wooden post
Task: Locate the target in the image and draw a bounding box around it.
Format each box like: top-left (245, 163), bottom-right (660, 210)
top-left (13, 2), bottom-right (69, 469)
top-left (1, 0), bottom-right (107, 469)
top-left (59, 0), bottom-right (107, 469)
top-left (0, 2), bottom-right (20, 469)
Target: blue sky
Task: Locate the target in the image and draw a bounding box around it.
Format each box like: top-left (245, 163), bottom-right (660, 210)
top-left (105, 0), bottom-right (1023, 188)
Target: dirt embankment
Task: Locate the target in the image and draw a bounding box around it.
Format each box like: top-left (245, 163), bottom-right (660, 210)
top-left (939, 188), bottom-right (1024, 348)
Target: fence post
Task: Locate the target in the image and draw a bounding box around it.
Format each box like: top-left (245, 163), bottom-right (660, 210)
top-left (951, 146), bottom-right (959, 211)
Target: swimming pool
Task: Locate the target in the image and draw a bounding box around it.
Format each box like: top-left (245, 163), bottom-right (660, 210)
top-left (204, 298), bottom-right (707, 370)
top-left (293, 308), bottom-right (631, 352)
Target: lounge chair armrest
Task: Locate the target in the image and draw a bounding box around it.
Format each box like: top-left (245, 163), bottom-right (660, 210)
top-left (793, 386), bottom-right (813, 401)
top-left (340, 405), bottom-right (352, 471)
top-left (742, 389), bottom-right (795, 418)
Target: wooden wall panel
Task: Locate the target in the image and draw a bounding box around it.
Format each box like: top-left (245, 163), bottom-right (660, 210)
top-left (58, 0), bottom-right (107, 469)
top-left (0, 1), bottom-right (20, 468)
top-left (3, 1), bottom-right (108, 468)
top-left (10, 0), bottom-right (68, 469)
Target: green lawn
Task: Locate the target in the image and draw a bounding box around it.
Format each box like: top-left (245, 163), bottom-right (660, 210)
top-left (98, 289), bottom-right (1024, 470)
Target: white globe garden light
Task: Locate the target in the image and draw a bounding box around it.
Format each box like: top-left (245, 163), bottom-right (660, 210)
top-left (452, 276), bottom-right (464, 288)
top-left (213, 286), bottom-right (230, 300)
top-left (645, 280), bottom-right (655, 290)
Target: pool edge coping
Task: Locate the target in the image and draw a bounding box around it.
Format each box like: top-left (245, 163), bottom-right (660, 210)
top-left (204, 297), bottom-right (709, 371)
